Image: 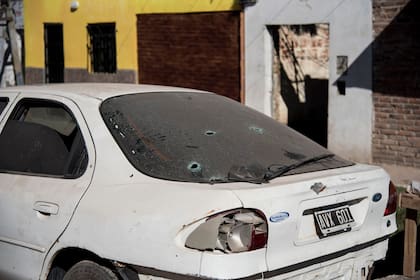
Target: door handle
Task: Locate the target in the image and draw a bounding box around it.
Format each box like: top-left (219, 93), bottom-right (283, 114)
top-left (33, 201), bottom-right (59, 215)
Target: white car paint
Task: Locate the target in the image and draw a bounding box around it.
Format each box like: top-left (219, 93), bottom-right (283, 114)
top-left (0, 92), bottom-right (96, 280)
top-left (0, 92), bottom-right (18, 123)
top-left (0, 84), bottom-right (397, 280)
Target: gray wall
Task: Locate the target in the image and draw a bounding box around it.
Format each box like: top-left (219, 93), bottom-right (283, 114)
top-left (0, 0), bottom-right (23, 87)
top-left (244, 0), bottom-right (373, 163)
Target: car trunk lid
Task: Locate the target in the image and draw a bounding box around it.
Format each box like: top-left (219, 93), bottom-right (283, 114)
top-left (229, 164), bottom-right (397, 271)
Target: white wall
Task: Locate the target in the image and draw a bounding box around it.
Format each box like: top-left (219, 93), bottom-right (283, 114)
top-left (244, 0), bottom-right (373, 163)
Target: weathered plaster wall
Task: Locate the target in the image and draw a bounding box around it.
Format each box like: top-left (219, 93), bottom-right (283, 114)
top-left (0, 0), bottom-right (23, 87)
top-left (244, 0), bottom-right (373, 162)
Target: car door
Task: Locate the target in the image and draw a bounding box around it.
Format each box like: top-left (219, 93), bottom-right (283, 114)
top-left (0, 93), bottom-right (95, 280)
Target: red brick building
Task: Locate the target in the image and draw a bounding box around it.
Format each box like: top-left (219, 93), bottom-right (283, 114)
top-left (372, 0), bottom-right (420, 170)
top-left (137, 12), bottom-right (242, 101)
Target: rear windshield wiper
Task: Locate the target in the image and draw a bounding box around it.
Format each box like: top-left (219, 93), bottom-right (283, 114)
top-left (226, 164), bottom-right (267, 184)
top-left (264, 153), bottom-right (335, 181)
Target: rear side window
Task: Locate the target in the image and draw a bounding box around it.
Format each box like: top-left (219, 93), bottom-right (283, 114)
top-left (0, 99), bottom-right (88, 178)
top-left (0, 97), bottom-right (8, 114)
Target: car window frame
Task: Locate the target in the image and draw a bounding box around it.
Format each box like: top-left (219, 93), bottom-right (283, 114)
top-left (0, 97), bottom-right (89, 179)
top-left (0, 97), bottom-right (8, 115)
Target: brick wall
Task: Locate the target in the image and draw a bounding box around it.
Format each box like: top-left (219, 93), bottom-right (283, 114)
top-left (137, 12), bottom-right (241, 101)
top-left (372, 0), bottom-right (420, 167)
top-left (279, 24), bottom-right (329, 80)
top-left (373, 95), bottom-right (420, 167)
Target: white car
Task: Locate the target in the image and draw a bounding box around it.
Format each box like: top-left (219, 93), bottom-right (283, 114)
top-left (0, 84), bottom-right (397, 280)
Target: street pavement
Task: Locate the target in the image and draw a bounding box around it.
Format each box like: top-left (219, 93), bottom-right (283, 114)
top-left (375, 271), bottom-right (420, 279)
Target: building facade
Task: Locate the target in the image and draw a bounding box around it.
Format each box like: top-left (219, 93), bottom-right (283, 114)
top-left (243, 0), bottom-right (419, 178)
top-left (24, 0), bottom-right (242, 100)
top-left (23, 0), bottom-right (419, 177)
top-left (244, 0), bottom-right (374, 163)
top-left (372, 0), bottom-right (420, 170)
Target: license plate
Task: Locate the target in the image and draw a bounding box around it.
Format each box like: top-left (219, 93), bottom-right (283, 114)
top-left (314, 206), bottom-right (355, 236)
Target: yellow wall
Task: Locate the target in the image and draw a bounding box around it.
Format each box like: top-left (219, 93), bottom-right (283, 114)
top-left (24, 0), bottom-right (240, 71)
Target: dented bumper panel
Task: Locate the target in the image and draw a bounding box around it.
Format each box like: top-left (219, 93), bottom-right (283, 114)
top-left (129, 236), bottom-right (389, 280)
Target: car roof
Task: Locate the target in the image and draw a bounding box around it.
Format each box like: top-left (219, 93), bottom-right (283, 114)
top-left (1, 83), bottom-right (208, 101)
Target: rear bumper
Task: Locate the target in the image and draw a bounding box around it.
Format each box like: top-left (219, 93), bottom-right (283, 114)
top-left (128, 235), bottom-right (389, 280)
top-left (263, 237), bottom-right (388, 280)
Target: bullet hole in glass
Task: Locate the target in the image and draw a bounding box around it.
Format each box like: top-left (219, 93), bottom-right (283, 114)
top-left (188, 162), bottom-right (202, 173)
top-left (205, 130), bottom-right (216, 136)
top-left (249, 126), bottom-right (264, 135)
top-left (186, 145), bottom-right (199, 149)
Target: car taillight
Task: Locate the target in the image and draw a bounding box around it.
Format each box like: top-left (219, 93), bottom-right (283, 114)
top-left (185, 209), bottom-right (268, 253)
top-left (384, 181), bottom-right (397, 216)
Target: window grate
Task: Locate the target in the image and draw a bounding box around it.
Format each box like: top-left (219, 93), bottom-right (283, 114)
top-left (87, 23), bottom-right (116, 73)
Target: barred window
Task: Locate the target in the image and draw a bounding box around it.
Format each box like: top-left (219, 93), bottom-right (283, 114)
top-left (87, 23), bottom-right (116, 73)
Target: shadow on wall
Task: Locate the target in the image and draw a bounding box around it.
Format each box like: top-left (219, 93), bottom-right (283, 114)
top-left (280, 66), bottom-right (328, 147)
top-left (335, 0), bottom-right (419, 98)
top-left (269, 24), bottom-right (329, 148)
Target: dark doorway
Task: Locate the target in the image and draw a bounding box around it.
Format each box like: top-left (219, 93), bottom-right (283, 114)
top-left (44, 24), bottom-right (64, 83)
top-left (270, 24), bottom-right (329, 147)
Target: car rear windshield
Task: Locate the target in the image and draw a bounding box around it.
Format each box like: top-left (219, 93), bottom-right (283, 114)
top-left (100, 92), bottom-right (353, 184)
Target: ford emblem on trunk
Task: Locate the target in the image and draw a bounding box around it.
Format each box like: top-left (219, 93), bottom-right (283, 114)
top-left (311, 182), bottom-right (326, 194)
top-left (372, 193), bottom-right (382, 202)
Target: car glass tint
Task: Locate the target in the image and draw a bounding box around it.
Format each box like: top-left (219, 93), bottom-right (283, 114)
top-left (100, 92), bottom-right (353, 184)
top-left (0, 98), bottom-right (8, 115)
top-left (24, 106), bottom-right (76, 136)
top-left (0, 99), bottom-right (88, 178)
